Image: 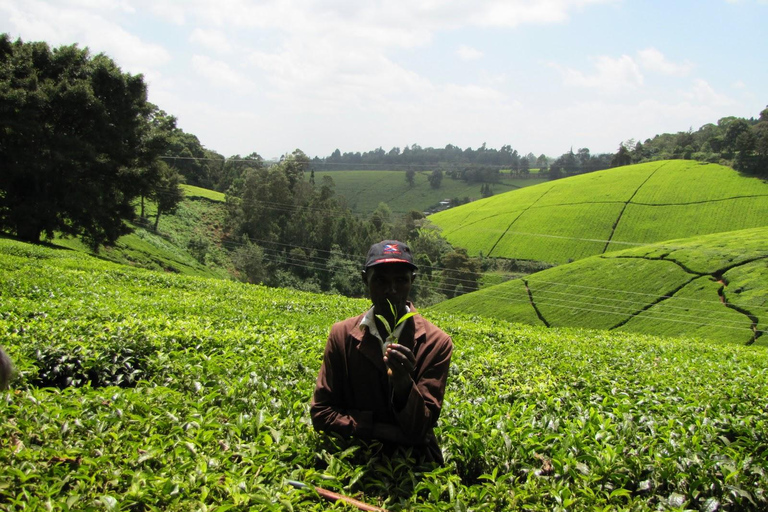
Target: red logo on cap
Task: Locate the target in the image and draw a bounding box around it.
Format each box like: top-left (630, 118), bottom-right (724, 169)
top-left (383, 244), bottom-right (400, 254)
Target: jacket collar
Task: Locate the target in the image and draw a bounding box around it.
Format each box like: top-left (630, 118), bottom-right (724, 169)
top-left (351, 302), bottom-right (425, 373)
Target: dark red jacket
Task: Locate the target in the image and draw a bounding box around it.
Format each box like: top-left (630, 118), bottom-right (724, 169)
top-left (311, 305), bottom-right (453, 463)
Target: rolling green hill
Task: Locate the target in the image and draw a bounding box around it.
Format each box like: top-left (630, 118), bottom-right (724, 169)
top-left (429, 160), bottom-right (768, 264)
top-left (432, 226), bottom-right (768, 345)
top-left (1, 238), bottom-right (767, 510)
top-left (308, 169), bottom-right (548, 215)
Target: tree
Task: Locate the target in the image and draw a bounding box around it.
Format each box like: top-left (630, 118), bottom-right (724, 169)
top-left (152, 162), bottom-right (184, 230)
top-left (536, 154), bottom-right (549, 172)
top-left (281, 149), bottom-right (310, 192)
top-left (611, 144), bottom-right (632, 167)
top-left (405, 168), bottom-right (416, 187)
top-left (231, 239), bottom-right (267, 284)
top-left (441, 248), bottom-right (480, 298)
top-left (370, 202), bottom-right (393, 232)
top-left (722, 119), bottom-right (751, 158)
top-left (519, 156), bottom-right (530, 175)
top-left (428, 169), bottom-right (443, 189)
top-left (0, 35), bottom-right (168, 248)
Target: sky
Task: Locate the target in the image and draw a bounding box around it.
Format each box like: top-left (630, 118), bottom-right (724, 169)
top-left (1, 0), bottom-right (766, 161)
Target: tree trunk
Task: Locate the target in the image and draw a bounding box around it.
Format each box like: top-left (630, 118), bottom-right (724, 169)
top-left (16, 223), bottom-right (42, 243)
top-left (154, 210), bottom-right (161, 231)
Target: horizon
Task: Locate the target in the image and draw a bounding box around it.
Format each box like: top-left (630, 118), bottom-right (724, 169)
top-left (1, 0), bottom-right (766, 160)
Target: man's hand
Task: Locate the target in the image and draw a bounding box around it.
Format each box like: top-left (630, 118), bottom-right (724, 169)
top-left (384, 343), bottom-right (415, 400)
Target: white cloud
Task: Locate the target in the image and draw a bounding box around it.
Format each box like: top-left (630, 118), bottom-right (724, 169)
top-left (191, 55), bottom-right (253, 92)
top-left (637, 47), bottom-right (693, 77)
top-left (155, 0), bottom-right (615, 28)
top-left (732, 80), bottom-right (746, 89)
top-left (189, 29), bottom-right (234, 53)
top-left (467, 0), bottom-right (615, 27)
top-left (0, 0), bottom-right (170, 73)
top-left (682, 79), bottom-right (735, 107)
top-left (43, 0), bottom-right (135, 12)
top-left (147, 2), bottom-right (187, 24)
top-left (457, 45), bottom-right (483, 61)
top-left (557, 54), bottom-right (643, 93)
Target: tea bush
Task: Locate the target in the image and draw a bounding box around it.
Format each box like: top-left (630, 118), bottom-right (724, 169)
top-left (1, 238), bottom-right (767, 511)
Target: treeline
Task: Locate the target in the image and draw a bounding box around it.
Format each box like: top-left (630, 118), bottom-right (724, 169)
top-left (315, 143), bottom-right (544, 172)
top-left (612, 108), bottom-right (768, 177)
top-left (312, 144), bottom-right (613, 182)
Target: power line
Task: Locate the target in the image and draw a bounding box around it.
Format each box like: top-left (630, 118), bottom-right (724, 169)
top-left (220, 249), bottom-right (765, 337)
top-left (181, 194), bottom-right (768, 262)
top-left (215, 230), bottom-right (768, 313)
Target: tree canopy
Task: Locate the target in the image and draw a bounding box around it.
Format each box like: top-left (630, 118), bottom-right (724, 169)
top-left (0, 35), bottom-right (177, 247)
top-left (614, 106), bottom-right (768, 177)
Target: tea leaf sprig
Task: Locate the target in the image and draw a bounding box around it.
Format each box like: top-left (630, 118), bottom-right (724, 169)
top-left (376, 299), bottom-right (416, 343)
top-left (376, 300), bottom-right (416, 376)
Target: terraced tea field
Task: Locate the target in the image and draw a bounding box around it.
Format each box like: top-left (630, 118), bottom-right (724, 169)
top-left (429, 160), bottom-right (768, 264)
top-left (433, 226), bottom-right (768, 345)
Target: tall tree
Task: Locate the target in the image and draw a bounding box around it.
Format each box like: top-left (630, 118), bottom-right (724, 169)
top-left (428, 169), bottom-right (443, 189)
top-left (0, 35), bottom-right (168, 248)
top-left (611, 144), bottom-right (633, 167)
top-left (405, 168), bottom-right (416, 187)
top-left (152, 162), bottom-right (185, 230)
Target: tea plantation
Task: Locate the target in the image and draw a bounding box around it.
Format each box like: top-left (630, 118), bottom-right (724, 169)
top-left (307, 170), bottom-right (547, 215)
top-left (429, 160), bottom-right (768, 264)
top-left (1, 239), bottom-right (767, 511)
top-left (433, 226), bottom-right (768, 346)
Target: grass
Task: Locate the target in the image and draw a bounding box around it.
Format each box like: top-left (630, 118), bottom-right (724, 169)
top-left (52, 184), bottom-right (232, 279)
top-left (1, 238), bottom-right (767, 510)
top-left (432, 226), bottom-right (768, 345)
top-left (182, 184), bottom-right (226, 202)
top-left (307, 169), bottom-right (548, 215)
top-left (429, 160), bottom-right (768, 264)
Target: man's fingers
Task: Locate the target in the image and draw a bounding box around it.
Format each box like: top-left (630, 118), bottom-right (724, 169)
top-left (384, 346), bottom-right (414, 373)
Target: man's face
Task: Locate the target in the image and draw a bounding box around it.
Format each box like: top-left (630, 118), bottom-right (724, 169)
top-left (363, 264), bottom-right (414, 320)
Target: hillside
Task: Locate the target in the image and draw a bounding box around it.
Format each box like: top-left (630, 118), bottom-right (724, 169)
top-left (428, 160), bottom-right (768, 264)
top-left (432, 226), bottom-right (768, 345)
top-left (52, 184), bottom-right (232, 279)
top-left (1, 238), bottom-right (767, 510)
top-left (308, 169), bottom-right (548, 215)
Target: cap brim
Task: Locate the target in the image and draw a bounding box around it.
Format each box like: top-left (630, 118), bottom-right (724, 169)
top-left (367, 258), bottom-right (418, 269)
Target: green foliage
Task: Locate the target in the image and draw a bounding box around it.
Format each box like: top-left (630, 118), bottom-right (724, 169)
top-left (630, 106), bottom-right (768, 177)
top-left (428, 169), bottom-right (444, 189)
top-left (182, 185), bottom-right (226, 202)
top-left (230, 239), bottom-right (266, 284)
top-left (225, 160), bottom-right (481, 301)
top-left (430, 160), bottom-right (768, 264)
top-left (53, 186), bottom-right (232, 279)
top-left (1, 238), bottom-right (767, 510)
top-left (433, 226), bottom-right (768, 345)
top-left (0, 35), bottom-right (171, 248)
top-left (375, 300), bottom-right (417, 341)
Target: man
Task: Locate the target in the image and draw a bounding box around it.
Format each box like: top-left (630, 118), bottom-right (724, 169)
top-left (311, 240), bottom-right (453, 463)
top-left (0, 346), bottom-right (12, 390)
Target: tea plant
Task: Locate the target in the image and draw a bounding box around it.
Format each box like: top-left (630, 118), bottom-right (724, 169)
top-left (430, 160), bottom-right (768, 263)
top-left (1, 238), bottom-right (767, 511)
